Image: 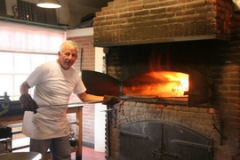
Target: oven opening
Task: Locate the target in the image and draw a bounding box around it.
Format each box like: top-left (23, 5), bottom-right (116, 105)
top-left (123, 71), bottom-right (189, 98)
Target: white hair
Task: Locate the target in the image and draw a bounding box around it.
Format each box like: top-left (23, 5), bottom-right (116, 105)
top-left (60, 40), bottom-right (79, 53)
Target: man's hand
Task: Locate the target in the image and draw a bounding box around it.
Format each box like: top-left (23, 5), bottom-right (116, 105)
top-left (19, 94), bottom-right (38, 113)
top-left (103, 95), bottom-right (120, 106)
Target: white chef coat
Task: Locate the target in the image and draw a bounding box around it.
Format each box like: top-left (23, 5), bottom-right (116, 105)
top-left (22, 60), bottom-right (86, 140)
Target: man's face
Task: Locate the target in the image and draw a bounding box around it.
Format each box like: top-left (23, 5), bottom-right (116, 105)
top-left (58, 46), bottom-right (78, 70)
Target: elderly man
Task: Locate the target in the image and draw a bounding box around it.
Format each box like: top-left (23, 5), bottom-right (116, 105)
top-left (20, 40), bottom-right (118, 160)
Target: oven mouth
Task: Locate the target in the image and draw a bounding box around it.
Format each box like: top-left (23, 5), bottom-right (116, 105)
top-left (82, 70), bottom-right (189, 96)
top-left (122, 71), bottom-right (189, 98)
top-left (82, 70), bottom-right (211, 107)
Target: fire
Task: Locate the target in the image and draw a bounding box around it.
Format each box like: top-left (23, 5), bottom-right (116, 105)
top-left (123, 71), bottom-right (189, 97)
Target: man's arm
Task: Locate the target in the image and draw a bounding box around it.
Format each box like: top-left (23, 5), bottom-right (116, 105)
top-left (78, 92), bottom-right (120, 105)
top-left (77, 92), bottom-right (103, 102)
top-left (20, 81), bottom-right (30, 94)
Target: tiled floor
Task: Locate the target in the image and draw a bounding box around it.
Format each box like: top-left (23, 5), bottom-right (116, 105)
top-left (70, 146), bottom-right (105, 160)
top-left (13, 141), bottom-right (105, 160)
top-left (13, 146), bottom-right (105, 160)
top-left (12, 138), bottom-right (104, 160)
top-left (82, 146), bottom-right (105, 160)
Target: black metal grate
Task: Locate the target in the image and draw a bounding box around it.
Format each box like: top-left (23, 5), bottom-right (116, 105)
top-left (120, 121), bottom-right (213, 160)
top-left (17, 0), bottom-right (57, 25)
top-left (0, 0), bottom-right (6, 16)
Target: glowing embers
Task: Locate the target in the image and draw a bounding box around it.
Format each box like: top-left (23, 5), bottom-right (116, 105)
top-left (123, 71), bottom-right (189, 97)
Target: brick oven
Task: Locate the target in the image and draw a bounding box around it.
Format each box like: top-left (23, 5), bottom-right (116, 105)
top-left (93, 0), bottom-right (240, 160)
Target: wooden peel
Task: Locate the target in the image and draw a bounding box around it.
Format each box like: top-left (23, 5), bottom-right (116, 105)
top-left (81, 70), bottom-right (121, 96)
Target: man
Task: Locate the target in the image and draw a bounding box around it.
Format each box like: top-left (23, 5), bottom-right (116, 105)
top-left (20, 40), bottom-right (118, 160)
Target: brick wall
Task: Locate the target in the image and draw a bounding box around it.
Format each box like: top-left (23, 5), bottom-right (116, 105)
top-left (93, 0), bottom-right (240, 159)
top-left (209, 64), bottom-right (240, 160)
top-left (105, 41), bottom-right (240, 160)
top-left (68, 36), bottom-right (96, 147)
top-left (69, 36), bottom-right (95, 71)
top-left (214, 11), bottom-right (240, 160)
top-left (104, 42), bottom-right (240, 160)
top-left (94, 0), bottom-right (232, 47)
top-left (204, 11), bottom-right (240, 160)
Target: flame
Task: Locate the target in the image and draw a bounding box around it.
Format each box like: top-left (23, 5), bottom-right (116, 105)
top-left (123, 71), bottom-right (189, 97)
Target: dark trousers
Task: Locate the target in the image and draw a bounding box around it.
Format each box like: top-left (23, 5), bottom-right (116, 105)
top-left (30, 136), bottom-right (71, 160)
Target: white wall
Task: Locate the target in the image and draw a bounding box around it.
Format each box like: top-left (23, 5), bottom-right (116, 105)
top-left (67, 28), bottom-right (106, 152)
top-left (94, 46), bottom-right (106, 152)
top-left (94, 104), bottom-right (106, 152)
top-left (66, 28), bottom-right (93, 38)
